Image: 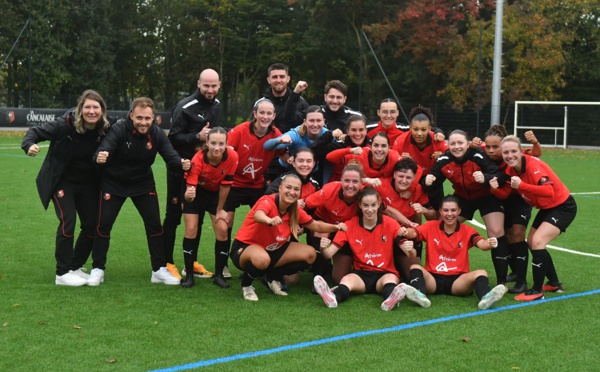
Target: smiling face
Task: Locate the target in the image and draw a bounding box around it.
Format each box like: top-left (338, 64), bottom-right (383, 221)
top-left (253, 101), bottom-right (276, 131)
top-left (279, 176), bottom-right (302, 205)
top-left (377, 101), bottom-right (399, 129)
top-left (501, 140), bottom-right (523, 170)
top-left (293, 150), bottom-right (315, 177)
top-left (359, 194), bottom-right (380, 224)
top-left (440, 201), bottom-right (460, 227)
top-left (448, 132), bottom-right (469, 159)
top-left (410, 120), bottom-right (430, 146)
top-left (267, 69), bottom-right (290, 96)
top-left (130, 106), bottom-right (154, 135)
top-left (484, 135), bottom-right (502, 162)
top-left (394, 168), bottom-right (416, 191)
top-left (206, 132), bottom-right (227, 160)
top-left (305, 111), bottom-right (325, 139)
top-left (341, 170), bottom-right (361, 199)
top-left (370, 135), bottom-right (390, 164)
top-left (198, 70), bottom-right (221, 100)
top-left (82, 99), bottom-right (102, 127)
top-left (324, 88), bottom-right (346, 112)
top-left (347, 120), bottom-right (367, 146)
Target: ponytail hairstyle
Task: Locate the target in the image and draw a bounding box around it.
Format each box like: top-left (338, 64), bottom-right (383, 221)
top-left (356, 186), bottom-right (384, 219)
top-left (484, 124), bottom-right (508, 139)
top-left (74, 89), bottom-right (110, 135)
top-left (408, 105), bottom-right (434, 126)
top-left (278, 173), bottom-right (302, 240)
top-left (449, 129), bottom-right (469, 141)
top-left (342, 160), bottom-right (365, 179)
top-left (298, 105), bottom-right (323, 137)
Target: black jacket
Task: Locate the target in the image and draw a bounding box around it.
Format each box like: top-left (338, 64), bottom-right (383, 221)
top-left (21, 109), bottom-right (105, 209)
top-left (262, 88), bottom-right (308, 133)
top-left (94, 116), bottom-right (182, 197)
top-left (320, 105), bottom-right (364, 133)
top-left (168, 89), bottom-right (222, 160)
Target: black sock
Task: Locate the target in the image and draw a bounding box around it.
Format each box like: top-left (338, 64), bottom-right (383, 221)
top-left (409, 268), bottom-right (426, 294)
top-left (182, 238), bottom-right (197, 276)
top-left (333, 284), bottom-right (351, 303)
top-left (242, 261), bottom-right (266, 287)
top-left (382, 282), bottom-right (397, 300)
top-left (214, 240), bottom-right (229, 277)
top-left (510, 241), bottom-right (529, 286)
top-left (474, 275), bottom-right (491, 300)
top-left (268, 262), bottom-right (310, 282)
top-left (531, 249), bottom-right (549, 292)
top-left (545, 250), bottom-right (559, 284)
top-left (490, 235), bottom-right (510, 285)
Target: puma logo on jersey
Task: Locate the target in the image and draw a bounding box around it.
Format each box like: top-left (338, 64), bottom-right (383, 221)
top-left (197, 114), bottom-right (205, 119)
top-left (126, 141), bottom-right (132, 149)
top-left (433, 238), bottom-right (440, 245)
top-left (410, 278), bottom-right (419, 284)
top-left (242, 144), bottom-right (251, 150)
top-left (331, 210), bottom-right (340, 216)
top-left (517, 256), bottom-right (527, 261)
top-left (446, 169), bottom-right (454, 175)
top-left (496, 255), bottom-right (510, 261)
top-left (385, 197), bottom-right (393, 204)
top-left (355, 239), bottom-right (364, 245)
top-left (183, 250), bottom-right (193, 255)
top-left (534, 169), bottom-right (541, 174)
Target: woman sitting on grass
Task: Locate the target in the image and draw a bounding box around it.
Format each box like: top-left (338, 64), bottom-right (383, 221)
top-left (230, 173), bottom-right (346, 301)
top-left (313, 187), bottom-right (413, 311)
top-left (400, 195), bottom-right (507, 310)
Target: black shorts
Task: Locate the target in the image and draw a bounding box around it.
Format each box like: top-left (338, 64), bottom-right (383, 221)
top-left (224, 187), bottom-right (266, 212)
top-left (353, 270), bottom-right (394, 294)
top-left (455, 194), bottom-right (504, 220)
top-left (181, 189), bottom-right (218, 215)
top-left (230, 239), bottom-right (289, 271)
top-left (503, 193), bottom-right (532, 229)
top-left (531, 195), bottom-right (577, 233)
top-left (431, 273), bottom-right (462, 295)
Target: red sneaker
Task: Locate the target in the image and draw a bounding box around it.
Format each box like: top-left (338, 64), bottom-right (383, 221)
top-left (515, 289), bottom-right (544, 301)
top-left (542, 282), bottom-right (564, 293)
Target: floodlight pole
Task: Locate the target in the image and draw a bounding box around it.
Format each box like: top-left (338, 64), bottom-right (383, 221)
top-left (490, 0), bottom-right (504, 126)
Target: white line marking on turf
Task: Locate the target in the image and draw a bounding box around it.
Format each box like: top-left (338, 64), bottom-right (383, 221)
top-left (571, 192), bottom-right (600, 195)
top-left (468, 219), bottom-right (600, 258)
top-left (0, 144), bottom-right (48, 150)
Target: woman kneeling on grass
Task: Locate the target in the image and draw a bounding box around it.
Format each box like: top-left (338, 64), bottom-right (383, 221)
top-left (313, 187), bottom-right (413, 311)
top-left (400, 195), bottom-right (507, 310)
top-left (230, 173), bottom-right (346, 301)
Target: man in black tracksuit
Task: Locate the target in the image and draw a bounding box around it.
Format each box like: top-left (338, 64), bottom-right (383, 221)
top-left (89, 97), bottom-right (190, 286)
top-left (320, 79), bottom-right (365, 133)
top-left (163, 69), bottom-right (222, 278)
top-left (261, 63), bottom-right (309, 182)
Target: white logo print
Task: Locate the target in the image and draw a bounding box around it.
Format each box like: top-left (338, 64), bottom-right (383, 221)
top-left (496, 255), bottom-right (511, 261)
top-left (521, 215), bottom-right (527, 220)
top-left (410, 278), bottom-right (420, 284)
top-left (366, 259), bottom-right (384, 268)
top-left (517, 256), bottom-right (527, 261)
top-left (532, 262), bottom-right (543, 268)
top-left (446, 169), bottom-right (454, 176)
top-left (551, 217), bottom-right (559, 224)
top-left (242, 162), bottom-right (262, 179)
top-left (435, 262), bottom-right (457, 273)
top-left (331, 210), bottom-right (340, 216)
top-left (355, 239), bottom-right (364, 246)
top-left (198, 114), bottom-right (205, 119)
top-left (386, 197), bottom-right (393, 204)
top-left (126, 141), bottom-right (132, 149)
top-left (183, 250), bottom-right (193, 255)
top-left (433, 238), bottom-right (440, 245)
top-left (242, 144), bottom-right (251, 150)
top-left (534, 169), bottom-right (541, 174)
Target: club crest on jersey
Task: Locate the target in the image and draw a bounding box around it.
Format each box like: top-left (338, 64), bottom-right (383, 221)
top-left (458, 242), bottom-right (463, 249)
top-left (146, 141), bottom-right (152, 150)
top-left (104, 192), bottom-right (111, 201)
top-left (381, 235), bottom-right (386, 242)
top-left (171, 197), bottom-right (179, 205)
top-left (56, 190), bottom-right (64, 198)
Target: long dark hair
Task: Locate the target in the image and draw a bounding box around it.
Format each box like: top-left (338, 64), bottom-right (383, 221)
top-left (356, 187), bottom-right (384, 220)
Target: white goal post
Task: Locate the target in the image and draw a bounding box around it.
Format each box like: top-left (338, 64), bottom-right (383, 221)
top-left (513, 101), bottom-right (600, 149)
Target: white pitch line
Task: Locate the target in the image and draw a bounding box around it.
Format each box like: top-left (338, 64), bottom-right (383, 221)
top-left (0, 144), bottom-right (49, 150)
top-left (467, 219), bottom-right (600, 258)
top-left (571, 192), bottom-right (600, 195)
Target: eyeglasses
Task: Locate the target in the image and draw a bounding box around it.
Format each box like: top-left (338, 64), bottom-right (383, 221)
top-left (380, 110), bottom-right (398, 116)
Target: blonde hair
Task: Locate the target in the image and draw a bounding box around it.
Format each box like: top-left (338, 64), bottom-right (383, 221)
top-left (279, 173), bottom-right (302, 240)
top-left (74, 89), bottom-right (110, 135)
top-left (501, 135), bottom-right (522, 149)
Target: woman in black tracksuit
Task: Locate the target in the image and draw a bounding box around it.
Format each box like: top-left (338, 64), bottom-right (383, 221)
top-left (89, 97), bottom-right (190, 286)
top-left (21, 90), bottom-right (111, 286)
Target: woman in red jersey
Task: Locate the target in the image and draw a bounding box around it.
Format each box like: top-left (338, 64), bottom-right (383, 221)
top-left (484, 125), bottom-right (541, 293)
top-left (303, 163), bottom-right (364, 284)
top-left (313, 187), bottom-right (412, 311)
top-left (424, 130), bottom-right (510, 288)
top-left (230, 174), bottom-right (346, 301)
top-left (326, 132), bottom-right (401, 180)
top-left (494, 136), bottom-right (576, 301)
top-left (400, 195), bottom-right (507, 310)
top-left (220, 98), bottom-right (285, 274)
top-left (366, 99), bottom-right (407, 144)
top-left (180, 127), bottom-right (238, 289)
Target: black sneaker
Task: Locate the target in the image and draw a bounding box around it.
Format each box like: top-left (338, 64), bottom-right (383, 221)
top-left (508, 282), bottom-right (528, 294)
top-left (505, 272), bottom-right (518, 282)
top-left (180, 274), bottom-right (195, 288)
top-left (213, 275), bottom-right (230, 289)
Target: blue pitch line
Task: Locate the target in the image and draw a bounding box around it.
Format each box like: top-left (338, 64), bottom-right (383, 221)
top-left (150, 289), bottom-right (600, 372)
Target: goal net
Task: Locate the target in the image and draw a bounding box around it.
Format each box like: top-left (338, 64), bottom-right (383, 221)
top-left (513, 101), bottom-right (600, 148)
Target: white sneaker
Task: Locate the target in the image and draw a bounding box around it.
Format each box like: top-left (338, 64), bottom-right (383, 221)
top-left (266, 279), bottom-right (288, 296)
top-left (87, 268), bottom-right (105, 286)
top-left (478, 284), bottom-right (506, 310)
top-left (313, 275), bottom-right (337, 308)
top-left (151, 267), bottom-right (180, 285)
top-left (242, 286), bottom-right (259, 301)
top-left (55, 272), bottom-right (87, 287)
top-left (381, 283), bottom-right (407, 311)
top-left (222, 266), bottom-right (232, 279)
top-left (405, 285), bottom-right (431, 308)
top-left (70, 268), bottom-right (90, 279)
